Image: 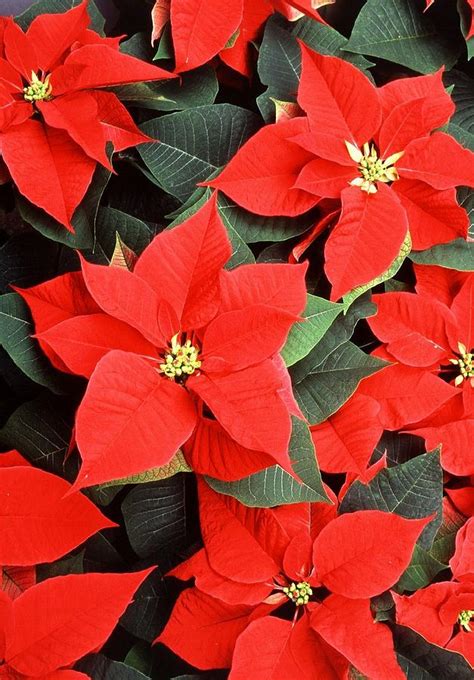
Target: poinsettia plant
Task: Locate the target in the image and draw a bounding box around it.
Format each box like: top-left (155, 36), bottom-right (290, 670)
top-left (0, 1), bottom-right (172, 229)
top-left (0, 0), bottom-right (474, 676)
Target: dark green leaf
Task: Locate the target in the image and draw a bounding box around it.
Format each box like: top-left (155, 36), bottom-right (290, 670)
top-left (394, 625), bottom-right (474, 679)
top-left (444, 71), bottom-right (474, 151)
top-left (16, 0), bottom-right (104, 32)
top-left (346, 0), bottom-right (460, 73)
top-left (116, 67), bottom-right (218, 111)
top-left (430, 500), bottom-right (466, 564)
top-left (138, 105), bottom-right (260, 203)
top-left (206, 417), bottom-right (329, 507)
top-left (0, 293), bottom-right (66, 393)
top-left (0, 233), bottom-right (62, 294)
top-left (122, 475), bottom-right (187, 559)
top-left (395, 544), bottom-right (447, 592)
top-left (121, 570), bottom-right (171, 643)
top-left (339, 452), bottom-right (442, 548)
top-left (94, 207), bottom-right (153, 262)
top-left (217, 194), bottom-right (315, 243)
top-left (124, 643), bottom-right (154, 678)
top-left (291, 340), bottom-right (386, 424)
top-left (410, 239), bottom-right (474, 271)
top-left (282, 294), bottom-right (343, 367)
top-left (76, 654), bottom-right (150, 680)
top-left (0, 393), bottom-right (73, 475)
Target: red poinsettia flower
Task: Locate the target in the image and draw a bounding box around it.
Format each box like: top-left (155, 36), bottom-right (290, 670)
top-left (0, 1), bottom-right (172, 230)
top-left (360, 268), bottom-right (474, 476)
top-left (151, 0), bottom-right (332, 76)
top-left (17, 197), bottom-right (307, 489)
top-left (394, 577), bottom-right (474, 668)
top-left (210, 46), bottom-right (474, 299)
top-left (158, 479), bottom-right (430, 678)
top-left (0, 568), bottom-right (152, 679)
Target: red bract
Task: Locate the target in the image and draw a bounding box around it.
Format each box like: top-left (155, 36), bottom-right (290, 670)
top-left (151, 0), bottom-right (332, 76)
top-left (210, 46), bottom-right (474, 299)
top-left (0, 569), bottom-right (152, 679)
top-left (0, 1), bottom-right (172, 229)
top-left (394, 579), bottom-right (474, 667)
top-left (19, 197), bottom-right (307, 489)
top-left (0, 465), bottom-right (116, 566)
top-left (360, 269), bottom-right (474, 476)
top-left (158, 480), bottom-right (430, 677)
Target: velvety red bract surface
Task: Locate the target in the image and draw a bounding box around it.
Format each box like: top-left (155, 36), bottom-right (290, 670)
top-left (362, 270), bottom-right (474, 475)
top-left (153, 0), bottom-right (331, 75)
top-left (0, 466), bottom-right (115, 566)
top-left (22, 197), bottom-right (307, 488)
top-left (210, 45), bottom-right (474, 299)
top-left (0, 1), bottom-right (172, 229)
top-left (0, 569), bottom-right (152, 678)
top-left (158, 492), bottom-right (425, 674)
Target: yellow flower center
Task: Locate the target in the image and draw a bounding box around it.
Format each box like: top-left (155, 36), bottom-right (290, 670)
top-left (23, 71), bottom-right (53, 102)
top-left (449, 342), bottom-right (474, 387)
top-left (345, 141), bottom-right (404, 194)
top-left (159, 333), bottom-right (201, 381)
top-left (458, 609), bottom-right (474, 632)
top-left (283, 581), bottom-right (313, 607)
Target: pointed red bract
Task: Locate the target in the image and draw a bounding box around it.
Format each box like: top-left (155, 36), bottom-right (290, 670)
top-left (157, 589), bottom-right (254, 670)
top-left (325, 185), bottom-right (408, 300)
top-left (0, 466), bottom-right (115, 566)
top-left (74, 350), bottom-right (197, 489)
top-left (1, 121), bottom-right (96, 230)
top-left (5, 569), bottom-right (152, 677)
top-left (313, 510), bottom-right (430, 598)
top-left (311, 393), bottom-right (383, 476)
top-left (134, 196), bottom-right (231, 330)
top-left (171, 0), bottom-right (243, 71)
top-left (312, 595), bottom-right (405, 680)
top-left (209, 119), bottom-right (317, 216)
top-left (197, 480), bottom-right (283, 583)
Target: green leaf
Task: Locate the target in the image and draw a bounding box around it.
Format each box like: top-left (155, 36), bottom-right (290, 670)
top-left (114, 66), bottom-right (218, 112)
top-left (395, 544), bottom-right (447, 592)
top-left (17, 160), bottom-right (111, 249)
top-left (124, 643), bottom-right (154, 678)
top-left (292, 17), bottom-right (374, 71)
top-left (0, 232), bottom-right (63, 294)
top-left (138, 105), bottom-right (260, 203)
top-left (430, 500), bottom-right (466, 564)
top-left (98, 451), bottom-right (192, 489)
top-left (339, 451), bottom-right (443, 549)
top-left (409, 239), bottom-right (474, 271)
top-left (282, 294), bottom-right (343, 367)
top-left (291, 340), bottom-right (387, 424)
top-left (16, 0), bottom-right (104, 32)
top-left (0, 293), bottom-right (66, 393)
top-left (444, 71), bottom-right (474, 151)
top-left (458, 187), bottom-right (474, 239)
top-left (94, 207), bottom-right (153, 262)
top-left (0, 394), bottom-right (73, 475)
top-left (76, 654), bottom-right (150, 680)
top-left (394, 625), bottom-right (474, 679)
top-left (217, 194), bottom-right (315, 243)
top-left (122, 475), bottom-right (187, 559)
top-left (37, 552), bottom-right (84, 581)
top-left (206, 417), bottom-right (329, 507)
top-left (121, 571), bottom-right (169, 643)
top-left (257, 16), bottom-right (301, 121)
top-left (345, 0), bottom-right (460, 74)
top-left (342, 232), bottom-right (412, 308)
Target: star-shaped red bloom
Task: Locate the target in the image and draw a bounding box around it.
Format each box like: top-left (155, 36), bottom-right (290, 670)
top-left (0, 1), bottom-right (172, 230)
top-left (18, 197), bottom-right (307, 489)
top-left (210, 45), bottom-right (474, 300)
top-left (158, 479), bottom-right (430, 678)
top-left (394, 518), bottom-right (474, 670)
top-left (360, 268), bottom-right (474, 476)
top-left (151, 0), bottom-right (332, 76)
